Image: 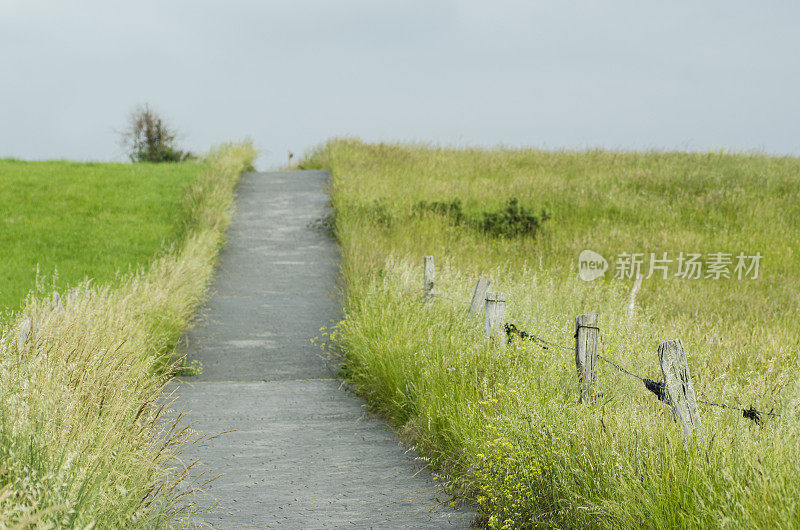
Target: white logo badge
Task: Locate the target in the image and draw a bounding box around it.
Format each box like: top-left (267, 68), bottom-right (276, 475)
top-left (578, 250), bottom-right (608, 282)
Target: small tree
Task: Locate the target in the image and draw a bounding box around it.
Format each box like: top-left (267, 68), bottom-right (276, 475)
top-left (120, 104), bottom-right (193, 163)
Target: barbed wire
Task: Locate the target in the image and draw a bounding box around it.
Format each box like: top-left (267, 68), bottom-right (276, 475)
top-left (504, 323), bottom-right (575, 352)
top-left (502, 321), bottom-right (776, 425)
top-left (418, 288), bottom-right (779, 425)
top-left (596, 352), bottom-right (668, 402)
top-left (696, 399), bottom-right (778, 425)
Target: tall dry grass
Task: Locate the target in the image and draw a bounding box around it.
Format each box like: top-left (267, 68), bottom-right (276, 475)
top-left (307, 138), bottom-right (800, 529)
top-left (0, 142), bottom-right (256, 527)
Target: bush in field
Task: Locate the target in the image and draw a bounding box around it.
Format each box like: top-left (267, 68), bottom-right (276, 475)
top-left (414, 197), bottom-right (551, 238)
top-left (413, 198), bottom-right (466, 225)
top-left (121, 104), bottom-right (194, 163)
top-left (479, 198), bottom-right (552, 238)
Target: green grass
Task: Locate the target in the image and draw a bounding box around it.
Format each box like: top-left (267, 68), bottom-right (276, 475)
top-left (0, 143), bottom-right (257, 527)
top-left (305, 139), bottom-right (800, 529)
top-left (0, 159), bottom-right (203, 312)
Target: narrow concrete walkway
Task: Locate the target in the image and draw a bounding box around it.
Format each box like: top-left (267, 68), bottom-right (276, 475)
top-left (173, 171), bottom-right (474, 528)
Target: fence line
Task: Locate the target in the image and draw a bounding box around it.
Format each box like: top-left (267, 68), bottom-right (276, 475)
top-left (513, 322), bottom-right (780, 425)
top-left (420, 255), bottom-right (780, 433)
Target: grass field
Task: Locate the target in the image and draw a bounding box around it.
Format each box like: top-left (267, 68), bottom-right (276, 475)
top-left (303, 139), bottom-right (800, 528)
top-left (0, 159), bottom-right (204, 313)
top-left (0, 144), bottom-right (256, 527)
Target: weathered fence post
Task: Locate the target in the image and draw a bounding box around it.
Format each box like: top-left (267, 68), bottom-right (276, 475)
top-left (574, 313), bottom-right (599, 403)
top-left (626, 273), bottom-right (643, 321)
top-left (423, 255), bottom-right (435, 305)
top-left (658, 338), bottom-right (701, 440)
top-left (468, 277), bottom-right (492, 317)
top-left (485, 292), bottom-right (506, 347)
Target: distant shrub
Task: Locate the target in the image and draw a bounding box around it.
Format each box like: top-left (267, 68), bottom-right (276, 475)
top-left (413, 198), bottom-right (465, 225)
top-left (120, 104), bottom-right (194, 163)
top-left (479, 198), bottom-right (551, 238)
top-left (414, 197), bottom-right (551, 238)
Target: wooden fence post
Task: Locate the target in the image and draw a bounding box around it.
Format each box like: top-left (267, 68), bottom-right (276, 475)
top-left (626, 273), bottom-right (643, 321)
top-left (574, 313), bottom-right (599, 403)
top-left (468, 277), bottom-right (492, 317)
top-left (485, 292), bottom-right (506, 347)
top-left (658, 338), bottom-right (701, 439)
top-left (423, 255), bottom-right (435, 305)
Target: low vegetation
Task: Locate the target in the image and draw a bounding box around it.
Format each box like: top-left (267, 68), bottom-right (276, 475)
top-left (305, 138), bottom-right (800, 528)
top-left (0, 142), bottom-right (256, 527)
top-left (414, 198), bottom-right (552, 238)
top-left (0, 159), bottom-right (203, 313)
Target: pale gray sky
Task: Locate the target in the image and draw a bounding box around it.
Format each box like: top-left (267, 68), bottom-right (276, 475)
top-left (2, 0), bottom-right (798, 168)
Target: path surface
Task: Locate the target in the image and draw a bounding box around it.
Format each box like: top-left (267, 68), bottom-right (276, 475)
top-left (172, 171), bottom-right (474, 528)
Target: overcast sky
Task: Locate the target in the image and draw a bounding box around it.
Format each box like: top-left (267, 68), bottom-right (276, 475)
top-left (1, 1), bottom-right (798, 169)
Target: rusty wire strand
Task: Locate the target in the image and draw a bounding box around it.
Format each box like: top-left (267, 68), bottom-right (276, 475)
top-left (503, 322), bottom-right (775, 424)
top-left (417, 286), bottom-right (777, 424)
top-left (505, 323), bottom-right (575, 352)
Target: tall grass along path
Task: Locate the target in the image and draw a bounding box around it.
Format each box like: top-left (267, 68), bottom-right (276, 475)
top-left (300, 139), bottom-right (800, 528)
top-left (171, 170), bottom-right (474, 527)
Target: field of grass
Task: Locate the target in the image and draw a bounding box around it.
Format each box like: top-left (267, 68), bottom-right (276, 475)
top-left (0, 143), bottom-right (256, 527)
top-left (0, 159), bottom-right (204, 313)
top-left (303, 139), bottom-right (800, 528)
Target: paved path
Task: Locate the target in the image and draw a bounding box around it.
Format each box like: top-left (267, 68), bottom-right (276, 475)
top-left (172, 171), bottom-right (474, 528)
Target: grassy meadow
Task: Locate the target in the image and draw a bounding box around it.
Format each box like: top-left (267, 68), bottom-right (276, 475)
top-left (303, 139), bottom-right (800, 528)
top-left (0, 159), bottom-right (204, 313)
top-left (0, 144), bottom-right (256, 527)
